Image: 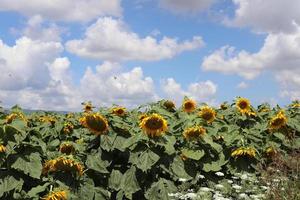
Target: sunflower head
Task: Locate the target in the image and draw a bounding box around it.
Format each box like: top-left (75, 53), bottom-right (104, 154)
top-left (82, 101), bottom-right (94, 113)
top-left (59, 142), bottom-right (75, 155)
top-left (163, 100), bottom-right (176, 110)
top-left (80, 113), bottom-right (109, 135)
top-left (231, 147), bottom-right (256, 158)
top-left (42, 189), bottom-right (68, 200)
top-left (269, 110), bottom-right (287, 130)
top-left (139, 113), bottom-right (168, 137)
top-left (63, 122), bottom-right (74, 134)
top-left (5, 112), bottom-right (26, 124)
top-left (236, 97), bottom-right (251, 114)
top-left (40, 116), bottom-right (56, 126)
top-left (111, 107), bottom-right (127, 117)
top-left (139, 113), bottom-right (147, 121)
top-left (0, 145), bottom-right (6, 153)
top-left (183, 126), bottom-right (206, 140)
top-left (66, 113), bottom-right (75, 119)
top-left (265, 147), bottom-right (277, 157)
top-left (199, 106), bottom-right (216, 123)
top-left (43, 156), bottom-right (84, 176)
top-left (220, 103), bottom-right (229, 110)
top-left (182, 99), bottom-right (197, 113)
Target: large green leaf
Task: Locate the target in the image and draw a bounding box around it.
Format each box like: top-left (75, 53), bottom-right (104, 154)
top-left (108, 170), bottom-right (123, 191)
top-left (0, 176), bottom-right (24, 198)
top-left (181, 149), bottom-right (205, 160)
top-left (121, 166), bottom-right (141, 199)
top-left (10, 152), bottom-right (42, 179)
top-left (86, 154), bottom-right (109, 173)
top-left (145, 178), bottom-right (177, 200)
top-left (129, 149), bottom-right (160, 172)
top-left (170, 156), bottom-right (192, 180)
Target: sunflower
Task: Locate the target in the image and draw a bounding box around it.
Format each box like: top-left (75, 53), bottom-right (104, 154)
top-left (66, 113), bottom-right (75, 119)
top-left (231, 147), bottom-right (256, 158)
top-left (139, 113), bottom-right (147, 121)
top-left (42, 156), bottom-right (84, 176)
top-left (183, 126), bottom-right (206, 140)
top-left (291, 103), bottom-right (300, 108)
top-left (236, 97), bottom-right (251, 114)
top-left (199, 106), bottom-right (216, 123)
top-left (265, 147), bottom-right (277, 157)
top-left (182, 99), bottom-right (197, 113)
top-left (269, 110), bottom-right (287, 130)
top-left (63, 122), bottom-right (74, 134)
top-left (111, 107), bottom-right (126, 117)
top-left (42, 189), bottom-right (68, 200)
top-left (139, 113), bottom-right (168, 137)
top-left (80, 113), bottom-right (109, 135)
top-left (59, 143), bottom-right (75, 155)
top-left (40, 116), bottom-right (56, 126)
top-left (82, 102), bottom-right (94, 113)
top-left (0, 145), bottom-right (6, 153)
top-left (220, 103), bottom-right (228, 110)
top-left (163, 100), bottom-right (176, 110)
top-left (5, 112), bottom-right (27, 124)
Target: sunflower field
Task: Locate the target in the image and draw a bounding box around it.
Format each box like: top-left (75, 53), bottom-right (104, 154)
top-left (0, 98), bottom-right (299, 200)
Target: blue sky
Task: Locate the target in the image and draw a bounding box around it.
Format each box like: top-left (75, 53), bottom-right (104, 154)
top-left (0, 0), bottom-right (299, 111)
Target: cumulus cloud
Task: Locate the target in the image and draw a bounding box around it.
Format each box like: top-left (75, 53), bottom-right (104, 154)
top-left (159, 0), bottom-right (215, 15)
top-left (225, 0), bottom-right (300, 33)
top-left (161, 78), bottom-right (217, 105)
top-left (202, 28), bottom-right (300, 100)
top-left (0, 0), bottom-right (122, 22)
top-left (0, 37), bottom-right (63, 90)
top-left (66, 17), bottom-right (204, 62)
top-left (237, 81), bottom-right (248, 89)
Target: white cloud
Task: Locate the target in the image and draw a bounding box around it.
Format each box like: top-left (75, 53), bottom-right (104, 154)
top-left (66, 17), bottom-right (204, 62)
top-left (159, 0), bottom-right (215, 15)
top-left (0, 37), bottom-right (63, 90)
top-left (0, 0), bottom-right (122, 22)
top-left (202, 28), bottom-right (300, 100)
top-left (225, 0), bottom-right (300, 33)
top-left (237, 81), bottom-right (248, 89)
top-left (161, 78), bottom-right (217, 105)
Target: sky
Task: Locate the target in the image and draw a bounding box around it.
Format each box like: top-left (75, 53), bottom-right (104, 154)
top-left (0, 0), bottom-right (299, 111)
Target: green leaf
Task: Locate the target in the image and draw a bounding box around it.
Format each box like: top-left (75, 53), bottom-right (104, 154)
top-left (170, 156), bottom-right (192, 180)
top-left (27, 182), bottom-right (50, 197)
top-left (129, 149), bottom-right (160, 172)
top-left (86, 154), bottom-right (109, 174)
top-left (109, 170), bottom-right (123, 191)
top-left (0, 176), bottom-right (24, 198)
top-left (10, 152), bottom-right (42, 179)
top-left (181, 149), bottom-right (205, 160)
top-left (145, 178), bottom-right (177, 200)
top-left (121, 166), bottom-right (141, 199)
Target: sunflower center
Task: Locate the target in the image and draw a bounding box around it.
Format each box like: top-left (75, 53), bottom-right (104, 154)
top-left (184, 102), bottom-right (194, 110)
top-left (117, 109), bottom-right (124, 115)
top-left (272, 117), bottom-right (285, 126)
top-left (86, 116), bottom-right (107, 132)
top-left (202, 112), bottom-right (213, 121)
top-left (145, 118), bottom-right (163, 130)
top-left (238, 101), bottom-right (249, 109)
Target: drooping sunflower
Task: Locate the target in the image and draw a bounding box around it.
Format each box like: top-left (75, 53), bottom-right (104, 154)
top-left (42, 156), bottom-right (84, 176)
top-left (39, 116), bottom-right (56, 126)
top-left (231, 147), bottom-right (256, 158)
top-left (5, 112), bottom-right (27, 124)
top-left (163, 100), bottom-right (176, 110)
top-left (183, 126), bottom-right (206, 140)
top-left (42, 189), bottom-right (68, 200)
top-left (139, 113), bottom-right (168, 137)
top-left (59, 142), bottom-right (75, 155)
top-left (236, 97), bottom-right (251, 114)
top-left (0, 145), bottom-right (6, 153)
top-left (220, 103), bottom-right (228, 110)
top-left (199, 106), bottom-right (216, 123)
top-left (63, 122), bottom-right (74, 134)
top-left (269, 110), bottom-right (287, 130)
top-left (111, 107), bottom-right (127, 117)
top-left (82, 101), bottom-right (94, 113)
top-left (265, 147), bottom-right (277, 157)
top-left (182, 99), bottom-right (197, 113)
top-left (80, 113), bottom-right (109, 135)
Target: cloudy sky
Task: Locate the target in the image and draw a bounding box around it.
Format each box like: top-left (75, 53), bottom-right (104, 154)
top-left (0, 0), bottom-right (299, 111)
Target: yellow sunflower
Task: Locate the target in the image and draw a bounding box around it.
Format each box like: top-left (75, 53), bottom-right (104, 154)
top-left (5, 112), bottom-right (27, 124)
top-left (111, 107), bottom-right (127, 116)
top-left (199, 106), bottom-right (216, 123)
top-left (291, 103), bottom-right (300, 108)
top-left (220, 103), bottom-right (228, 110)
top-left (42, 156), bottom-right (84, 176)
top-left (269, 110), bottom-right (287, 130)
top-left (183, 126), bottom-right (206, 140)
top-left (0, 145), bottom-right (6, 153)
top-left (231, 147), bottom-right (256, 158)
top-left (265, 147), bottom-right (277, 157)
top-left (82, 102), bottom-right (94, 113)
top-left (139, 113), bottom-right (148, 121)
top-left (139, 113), bottom-right (168, 137)
top-left (163, 100), bottom-right (176, 110)
top-left (42, 189), bottom-right (68, 200)
top-left (182, 99), bottom-right (197, 113)
top-left (59, 143), bottom-right (75, 155)
top-left (80, 113), bottom-right (109, 135)
top-left (236, 97), bottom-right (251, 114)
top-left (63, 122), bottom-right (74, 134)
top-left (40, 116), bottom-right (56, 126)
